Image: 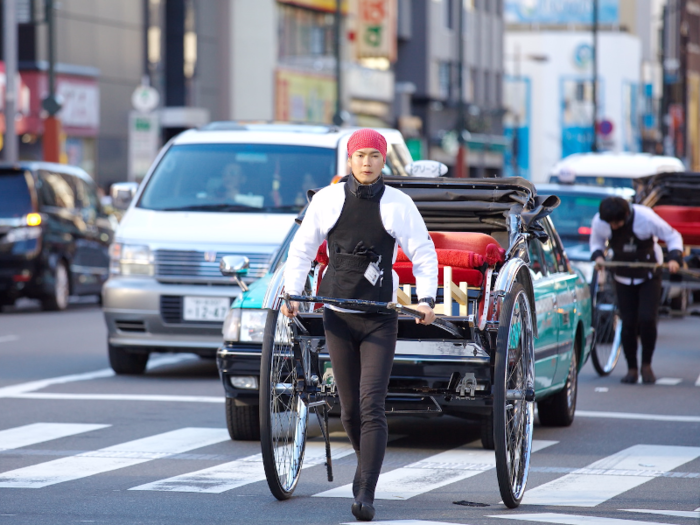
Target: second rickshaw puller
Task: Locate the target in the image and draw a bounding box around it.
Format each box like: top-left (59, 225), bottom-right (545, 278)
top-left (282, 129), bottom-right (438, 522)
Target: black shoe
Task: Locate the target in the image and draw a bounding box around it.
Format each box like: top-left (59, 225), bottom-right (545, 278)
top-left (351, 502), bottom-right (375, 521)
top-left (620, 369), bottom-right (638, 384)
top-left (641, 365), bottom-right (656, 384)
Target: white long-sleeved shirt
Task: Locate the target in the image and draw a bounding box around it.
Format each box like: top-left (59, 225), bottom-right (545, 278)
top-left (590, 203), bottom-right (684, 284)
top-left (284, 181), bottom-right (438, 303)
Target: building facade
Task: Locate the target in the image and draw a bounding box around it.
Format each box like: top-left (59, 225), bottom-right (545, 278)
top-left (395, 0), bottom-right (506, 176)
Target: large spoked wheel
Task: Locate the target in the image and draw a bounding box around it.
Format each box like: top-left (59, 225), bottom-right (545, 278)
top-left (493, 282), bottom-right (535, 509)
top-left (259, 307), bottom-right (309, 500)
top-left (590, 270), bottom-right (622, 376)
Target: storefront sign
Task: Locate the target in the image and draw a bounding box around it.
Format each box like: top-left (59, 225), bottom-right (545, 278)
top-left (277, 0), bottom-right (348, 14)
top-left (275, 68), bottom-right (335, 124)
top-left (347, 64), bottom-right (393, 101)
top-left (0, 61), bottom-right (32, 134)
top-left (356, 0), bottom-right (397, 61)
top-left (505, 0), bottom-right (619, 25)
top-left (56, 78), bottom-right (100, 129)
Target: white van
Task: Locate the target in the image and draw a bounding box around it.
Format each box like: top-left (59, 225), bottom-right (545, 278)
top-left (548, 152), bottom-right (684, 188)
top-left (102, 123), bottom-right (412, 374)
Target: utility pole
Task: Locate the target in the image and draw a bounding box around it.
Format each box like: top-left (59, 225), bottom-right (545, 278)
top-left (591, 0), bottom-right (599, 152)
top-left (42, 0), bottom-right (63, 162)
top-left (455, 0), bottom-right (467, 178)
top-left (332, 0), bottom-right (343, 126)
top-left (3, 0), bottom-right (18, 163)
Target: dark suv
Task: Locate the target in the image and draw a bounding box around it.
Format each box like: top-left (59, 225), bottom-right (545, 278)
top-left (0, 162), bottom-right (115, 310)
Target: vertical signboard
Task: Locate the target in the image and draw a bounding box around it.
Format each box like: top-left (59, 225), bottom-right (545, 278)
top-left (355, 0), bottom-right (397, 61)
top-left (128, 111), bottom-right (160, 182)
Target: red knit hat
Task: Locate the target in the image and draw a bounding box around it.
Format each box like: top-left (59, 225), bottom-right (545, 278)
top-left (347, 128), bottom-right (387, 163)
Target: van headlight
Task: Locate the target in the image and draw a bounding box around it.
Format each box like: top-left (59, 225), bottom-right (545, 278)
top-left (222, 308), bottom-right (267, 343)
top-left (109, 243), bottom-right (154, 276)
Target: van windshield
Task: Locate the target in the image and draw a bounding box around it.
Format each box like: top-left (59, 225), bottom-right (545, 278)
top-left (138, 143), bottom-right (336, 212)
top-left (0, 170), bottom-right (33, 218)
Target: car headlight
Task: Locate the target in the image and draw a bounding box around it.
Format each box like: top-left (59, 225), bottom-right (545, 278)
top-left (109, 243), bottom-right (154, 276)
top-left (0, 226), bottom-right (41, 244)
top-left (222, 308), bottom-right (267, 343)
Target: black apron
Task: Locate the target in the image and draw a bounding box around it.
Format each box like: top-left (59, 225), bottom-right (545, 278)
top-left (317, 176), bottom-right (395, 312)
top-left (609, 209), bottom-right (657, 280)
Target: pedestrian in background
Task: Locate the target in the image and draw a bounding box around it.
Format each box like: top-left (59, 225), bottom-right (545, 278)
top-left (590, 197), bottom-right (683, 384)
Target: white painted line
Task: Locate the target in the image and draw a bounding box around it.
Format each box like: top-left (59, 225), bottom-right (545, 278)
top-left (521, 444), bottom-right (700, 507)
top-left (131, 432), bottom-right (355, 493)
top-left (576, 410), bottom-right (700, 423)
top-left (594, 387), bottom-right (608, 392)
top-left (0, 335), bottom-right (18, 344)
top-left (342, 521), bottom-right (467, 525)
top-left (655, 378), bottom-right (682, 386)
top-left (695, 374), bottom-right (700, 387)
top-left (12, 393), bottom-right (223, 403)
top-left (315, 440), bottom-right (557, 501)
top-left (0, 354), bottom-right (195, 398)
top-left (623, 509), bottom-right (700, 519)
top-left (490, 512), bottom-right (673, 524)
top-left (0, 423), bottom-right (108, 451)
top-left (0, 427), bottom-right (229, 488)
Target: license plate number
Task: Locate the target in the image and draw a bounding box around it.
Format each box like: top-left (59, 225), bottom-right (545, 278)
top-left (183, 297), bottom-right (230, 322)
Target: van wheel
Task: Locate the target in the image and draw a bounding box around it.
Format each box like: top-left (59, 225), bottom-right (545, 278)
top-left (42, 261), bottom-right (70, 311)
top-left (226, 398), bottom-right (260, 441)
top-left (108, 344), bottom-right (149, 375)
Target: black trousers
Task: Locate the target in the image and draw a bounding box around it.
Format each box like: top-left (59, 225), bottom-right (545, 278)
top-left (614, 274), bottom-right (662, 369)
top-left (323, 308), bottom-right (398, 503)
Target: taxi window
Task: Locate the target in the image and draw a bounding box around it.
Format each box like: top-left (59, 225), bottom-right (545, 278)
top-left (528, 240), bottom-right (546, 280)
top-left (541, 219), bottom-right (569, 274)
top-left (540, 235), bottom-right (560, 275)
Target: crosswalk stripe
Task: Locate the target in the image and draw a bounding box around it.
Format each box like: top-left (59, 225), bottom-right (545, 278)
top-left (130, 432), bottom-right (356, 493)
top-left (0, 423), bottom-right (109, 451)
top-left (623, 509), bottom-right (700, 519)
top-left (490, 512), bottom-right (674, 524)
top-left (521, 444), bottom-right (700, 507)
top-left (695, 373), bottom-right (700, 387)
top-left (0, 427), bottom-right (229, 489)
top-left (314, 440), bottom-right (558, 501)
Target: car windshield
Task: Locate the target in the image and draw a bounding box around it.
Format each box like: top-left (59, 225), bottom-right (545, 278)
top-left (550, 175), bottom-right (633, 188)
top-left (138, 143), bottom-right (336, 212)
top-left (0, 170), bottom-right (33, 218)
top-left (549, 193), bottom-right (604, 239)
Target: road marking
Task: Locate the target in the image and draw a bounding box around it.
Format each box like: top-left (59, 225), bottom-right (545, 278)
top-left (576, 410), bottom-right (700, 423)
top-left (491, 512), bottom-right (674, 524)
top-left (11, 393), bottom-right (223, 403)
top-left (342, 521), bottom-right (467, 525)
top-left (521, 444), bottom-right (700, 507)
top-left (695, 374), bottom-right (700, 387)
top-left (0, 427), bottom-right (229, 488)
top-left (0, 423), bottom-right (108, 451)
top-left (655, 378), bottom-right (682, 386)
top-left (0, 354), bottom-right (195, 398)
top-left (131, 432), bottom-right (356, 493)
top-left (0, 335), bottom-right (18, 344)
top-left (314, 440), bottom-right (557, 501)
top-left (623, 509), bottom-right (700, 519)
top-left (594, 387), bottom-right (608, 392)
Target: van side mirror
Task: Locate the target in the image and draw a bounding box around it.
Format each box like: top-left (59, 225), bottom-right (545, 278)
top-left (220, 255), bottom-right (250, 291)
top-left (110, 182), bottom-right (139, 210)
top-left (404, 160), bottom-right (448, 177)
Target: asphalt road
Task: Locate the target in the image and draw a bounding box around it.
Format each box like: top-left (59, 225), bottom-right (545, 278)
top-left (0, 300), bottom-right (699, 525)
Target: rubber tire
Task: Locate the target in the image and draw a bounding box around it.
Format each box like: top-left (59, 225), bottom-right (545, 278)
top-left (493, 282), bottom-right (534, 509)
top-left (669, 290), bottom-right (688, 318)
top-left (480, 416), bottom-right (495, 450)
top-left (42, 261), bottom-right (70, 311)
top-left (538, 338), bottom-right (579, 427)
top-left (225, 398), bottom-right (260, 441)
top-left (108, 344), bottom-right (149, 375)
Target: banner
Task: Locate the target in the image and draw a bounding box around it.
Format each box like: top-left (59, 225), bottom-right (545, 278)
top-left (277, 0), bottom-right (348, 14)
top-left (275, 69), bottom-right (336, 124)
top-left (505, 0), bottom-right (619, 25)
top-left (356, 0), bottom-right (397, 61)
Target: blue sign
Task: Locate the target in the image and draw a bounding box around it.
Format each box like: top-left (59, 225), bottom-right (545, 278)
top-left (505, 0), bottom-right (619, 25)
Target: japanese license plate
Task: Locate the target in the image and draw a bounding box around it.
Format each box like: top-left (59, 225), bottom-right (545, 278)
top-left (183, 296), bottom-right (230, 322)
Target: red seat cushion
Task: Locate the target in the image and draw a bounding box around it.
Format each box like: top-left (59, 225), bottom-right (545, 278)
top-left (393, 262), bottom-right (484, 287)
top-left (654, 205), bottom-right (700, 246)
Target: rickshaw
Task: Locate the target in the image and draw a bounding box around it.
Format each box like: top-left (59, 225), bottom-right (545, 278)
top-left (228, 177), bottom-right (588, 509)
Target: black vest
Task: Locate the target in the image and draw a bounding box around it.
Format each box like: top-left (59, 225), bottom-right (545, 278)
top-left (609, 210), bottom-right (656, 279)
top-left (317, 176), bottom-right (395, 312)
